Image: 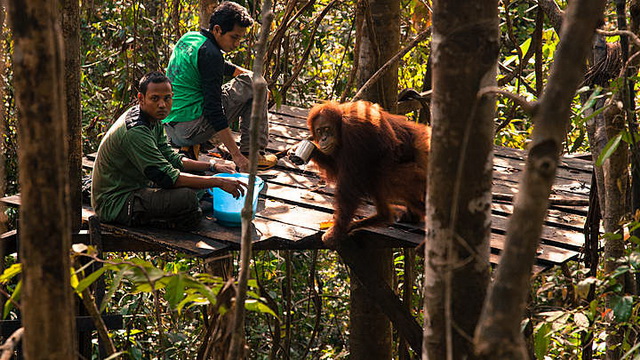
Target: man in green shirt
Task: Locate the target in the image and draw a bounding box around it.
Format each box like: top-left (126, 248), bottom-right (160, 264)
top-left (164, 1), bottom-right (277, 172)
top-left (91, 71), bottom-right (246, 229)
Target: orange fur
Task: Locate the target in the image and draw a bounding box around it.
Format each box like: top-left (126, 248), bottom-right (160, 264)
top-left (307, 100), bottom-right (431, 246)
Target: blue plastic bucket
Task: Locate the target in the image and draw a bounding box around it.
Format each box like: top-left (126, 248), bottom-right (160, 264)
top-left (207, 173), bottom-right (264, 227)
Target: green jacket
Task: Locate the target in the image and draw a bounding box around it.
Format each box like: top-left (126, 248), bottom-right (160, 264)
top-left (91, 106), bottom-right (184, 222)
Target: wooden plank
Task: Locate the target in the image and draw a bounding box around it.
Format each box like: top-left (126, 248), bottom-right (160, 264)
top-left (1, 230), bottom-right (17, 254)
top-left (493, 158), bottom-right (591, 190)
top-left (489, 232), bottom-right (579, 265)
top-left (268, 122), bottom-right (310, 141)
top-left (0, 195), bottom-right (20, 207)
top-left (261, 181), bottom-right (579, 262)
top-left (491, 201), bottom-right (586, 232)
top-left (270, 104), bottom-right (309, 119)
top-left (82, 157), bottom-right (94, 169)
top-left (259, 133), bottom-right (592, 204)
top-left (0, 230), bottom-right (16, 242)
top-left (259, 168), bottom-right (586, 248)
top-left (490, 213), bottom-right (584, 250)
top-left (259, 170), bottom-right (584, 265)
top-left (197, 197), bottom-right (320, 247)
top-left (98, 222), bottom-right (231, 257)
top-left (495, 146), bottom-right (593, 173)
top-left (489, 253), bottom-right (546, 273)
top-left (268, 112), bottom-right (309, 129)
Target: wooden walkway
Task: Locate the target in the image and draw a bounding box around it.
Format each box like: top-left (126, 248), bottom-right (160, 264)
top-left (1, 105), bottom-right (593, 272)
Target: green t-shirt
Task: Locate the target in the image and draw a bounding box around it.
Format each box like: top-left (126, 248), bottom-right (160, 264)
top-left (91, 106), bottom-right (184, 222)
top-left (164, 31), bottom-right (208, 124)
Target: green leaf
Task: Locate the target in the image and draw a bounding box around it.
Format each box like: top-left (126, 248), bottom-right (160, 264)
top-left (244, 299), bottom-right (278, 318)
top-left (75, 267), bottom-right (107, 294)
top-left (575, 86), bottom-right (602, 117)
top-left (534, 322), bottom-right (552, 360)
top-left (0, 264), bottom-right (22, 283)
top-left (611, 295), bottom-right (634, 322)
top-left (100, 267), bottom-right (127, 313)
top-left (596, 133), bottom-right (623, 166)
top-left (247, 279), bottom-right (258, 288)
top-left (104, 352), bottom-right (127, 360)
top-left (4, 280), bottom-right (21, 319)
top-left (630, 252), bottom-right (640, 270)
top-left (187, 280), bottom-right (218, 306)
top-left (176, 293), bottom-right (209, 314)
top-left (164, 274), bottom-right (186, 309)
top-left (621, 341), bottom-right (640, 359)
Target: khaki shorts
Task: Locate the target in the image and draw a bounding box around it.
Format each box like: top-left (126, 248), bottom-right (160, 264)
top-left (164, 72), bottom-right (270, 153)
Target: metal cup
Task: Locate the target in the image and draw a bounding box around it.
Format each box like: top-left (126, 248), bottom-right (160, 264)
top-left (289, 140), bottom-right (316, 165)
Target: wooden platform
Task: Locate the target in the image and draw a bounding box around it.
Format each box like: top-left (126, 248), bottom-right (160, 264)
top-left (1, 105), bottom-right (593, 271)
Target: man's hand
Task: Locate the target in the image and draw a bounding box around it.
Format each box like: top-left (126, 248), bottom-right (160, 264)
top-left (232, 153), bottom-right (250, 172)
top-left (211, 160), bottom-right (236, 173)
top-left (217, 178), bottom-right (247, 199)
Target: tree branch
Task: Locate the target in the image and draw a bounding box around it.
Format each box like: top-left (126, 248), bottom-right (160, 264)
top-left (478, 86), bottom-right (536, 114)
top-left (279, 0), bottom-right (339, 96)
top-left (598, 29), bottom-right (640, 49)
top-left (537, 0), bottom-right (564, 34)
top-left (227, 2), bottom-right (274, 359)
top-left (0, 327), bottom-right (23, 360)
top-left (352, 28), bottom-right (431, 102)
top-left (474, 0), bottom-right (606, 358)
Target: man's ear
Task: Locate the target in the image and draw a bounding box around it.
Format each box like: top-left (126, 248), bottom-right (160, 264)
top-left (137, 92), bottom-right (143, 102)
top-left (212, 24), bottom-right (222, 35)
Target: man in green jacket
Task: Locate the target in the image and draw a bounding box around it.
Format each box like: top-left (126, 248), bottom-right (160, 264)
top-left (91, 71), bottom-right (246, 229)
top-left (164, 1), bottom-right (277, 171)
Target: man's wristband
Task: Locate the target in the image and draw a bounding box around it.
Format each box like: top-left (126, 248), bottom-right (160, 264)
top-left (209, 160), bottom-right (217, 172)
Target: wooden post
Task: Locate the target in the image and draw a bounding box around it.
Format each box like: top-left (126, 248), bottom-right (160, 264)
top-left (350, 0), bottom-right (401, 356)
top-left (336, 237), bottom-right (422, 355)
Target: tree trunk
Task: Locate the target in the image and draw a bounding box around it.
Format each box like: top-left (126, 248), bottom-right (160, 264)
top-left (356, 0), bottom-right (400, 110)
top-left (474, 1), bottom-right (606, 359)
top-left (226, 2), bottom-right (273, 359)
top-left (349, 0), bottom-right (399, 357)
top-left (349, 248), bottom-right (393, 358)
top-left (0, 5), bottom-right (6, 320)
top-left (423, 1), bottom-right (497, 359)
top-left (6, 0), bottom-right (77, 359)
top-left (62, 0), bottom-right (82, 233)
top-left (199, 0), bottom-right (218, 29)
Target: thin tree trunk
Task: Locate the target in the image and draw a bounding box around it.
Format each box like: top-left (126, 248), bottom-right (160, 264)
top-left (62, 0), bottom-right (82, 233)
top-left (602, 95), bottom-right (628, 360)
top-left (474, 1), bottom-right (606, 359)
top-left (199, 0), bottom-right (218, 29)
top-left (583, 32), bottom-right (610, 219)
top-left (226, 2), bottom-right (273, 359)
top-left (423, 1), bottom-right (497, 359)
top-left (0, 4), bottom-right (6, 321)
top-left (6, 0), bottom-right (77, 359)
top-left (537, 0), bottom-right (563, 34)
top-left (349, 0), bottom-right (400, 357)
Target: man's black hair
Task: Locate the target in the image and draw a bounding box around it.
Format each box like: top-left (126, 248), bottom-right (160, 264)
top-left (209, 1), bottom-right (253, 33)
top-left (138, 71), bottom-right (171, 95)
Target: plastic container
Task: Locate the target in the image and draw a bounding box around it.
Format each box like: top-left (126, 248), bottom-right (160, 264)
top-left (208, 173), bottom-right (264, 227)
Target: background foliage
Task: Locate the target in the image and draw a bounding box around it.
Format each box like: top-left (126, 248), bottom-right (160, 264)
top-left (1, 0), bottom-right (640, 358)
